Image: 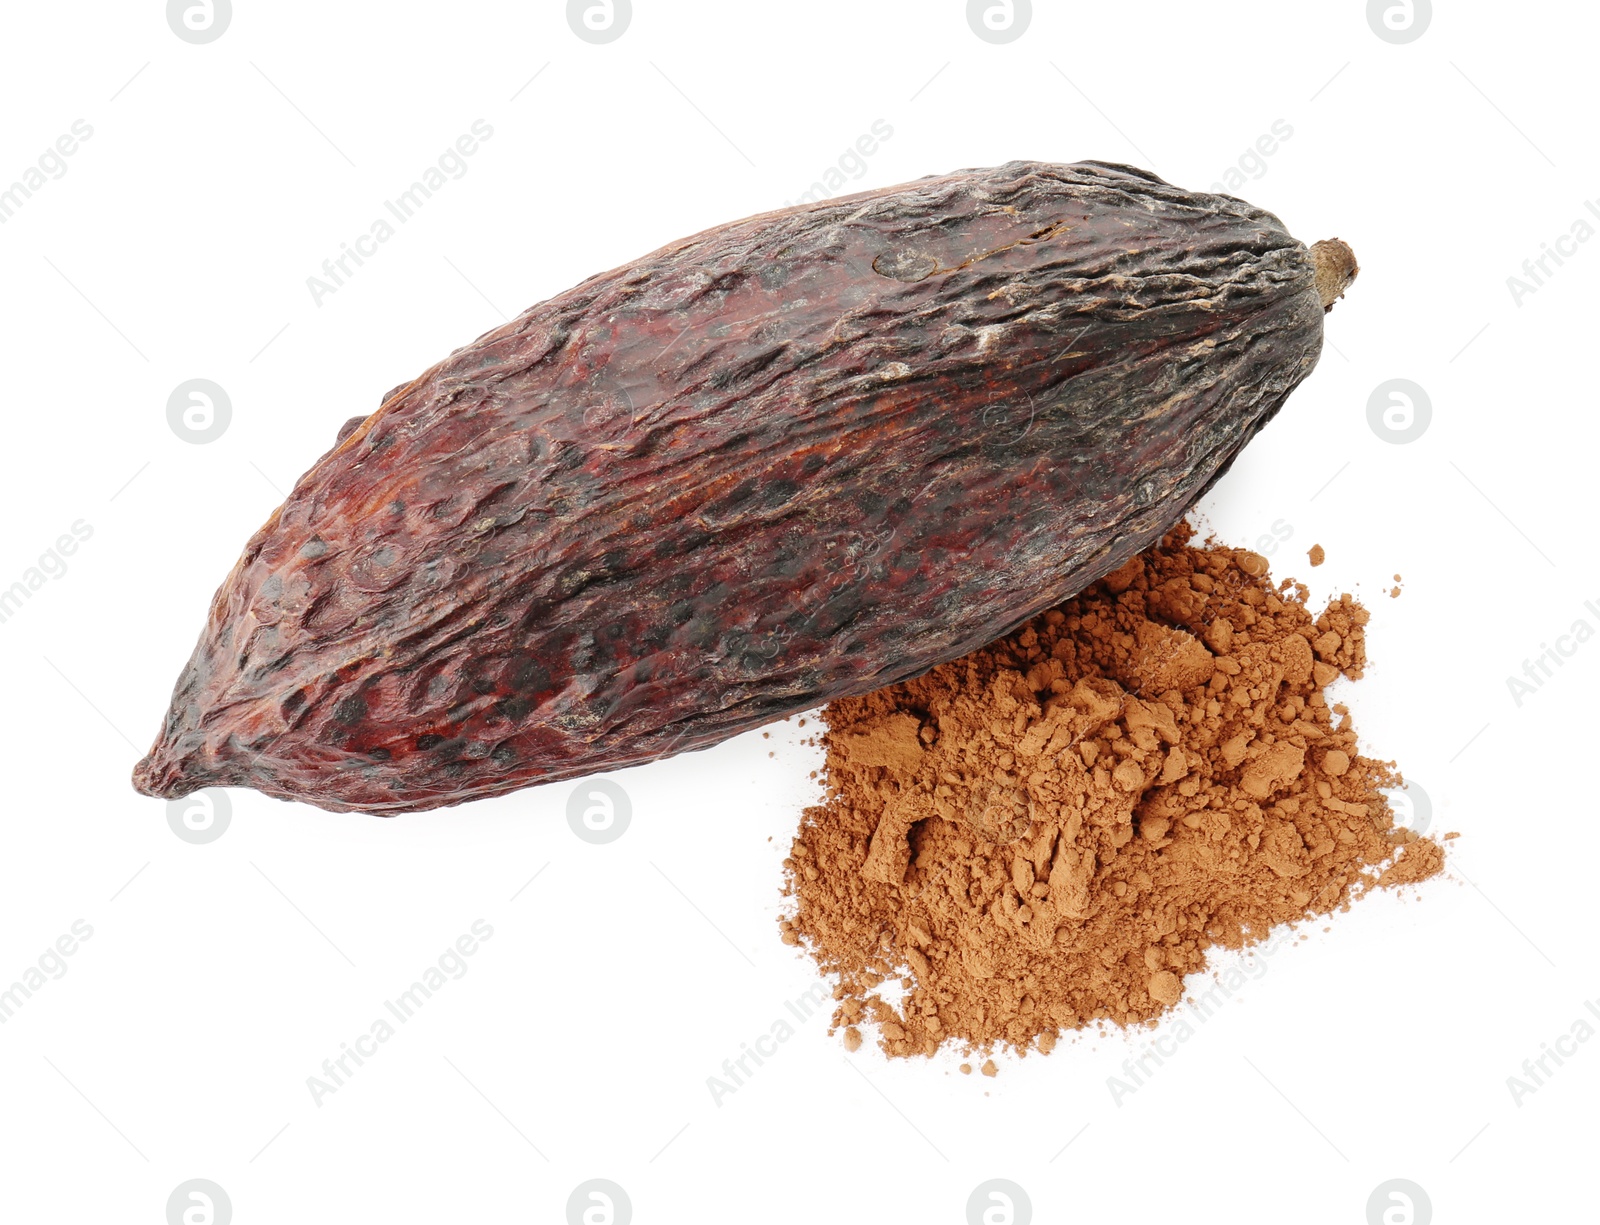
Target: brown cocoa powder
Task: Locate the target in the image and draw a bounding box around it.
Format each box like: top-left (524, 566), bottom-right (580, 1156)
top-left (779, 524), bottom-right (1442, 1060)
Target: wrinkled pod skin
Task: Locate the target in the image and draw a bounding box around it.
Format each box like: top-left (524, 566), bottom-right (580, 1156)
top-left (132, 159), bottom-right (1354, 814)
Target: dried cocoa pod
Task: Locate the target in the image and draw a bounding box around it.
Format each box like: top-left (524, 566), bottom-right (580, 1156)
top-left (132, 159), bottom-right (1356, 813)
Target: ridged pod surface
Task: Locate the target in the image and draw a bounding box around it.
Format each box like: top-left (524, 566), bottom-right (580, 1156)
top-left (132, 159), bottom-right (1353, 813)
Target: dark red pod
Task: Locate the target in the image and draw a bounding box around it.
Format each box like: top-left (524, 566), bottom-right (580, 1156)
top-left (132, 159), bottom-right (1355, 813)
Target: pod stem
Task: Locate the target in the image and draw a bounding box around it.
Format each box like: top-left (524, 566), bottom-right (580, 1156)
top-left (1311, 238), bottom-right (1359, 312)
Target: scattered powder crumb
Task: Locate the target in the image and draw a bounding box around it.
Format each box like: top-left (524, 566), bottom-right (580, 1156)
top-left (1308, 544), bottom-right (1325, 567)
top-left (1379, 838), bottom-right (1444, 885)
top-left (779, 523), bottom-right (1444, 1060)
top-left (843, 1026), bottom-right (863, 1052)
top-left (960, 1063), bottom-right (972, 1075)
top-left (1148, 970), bottom-right (1182, 1006)
top-left (981, 1060), bottom-right (998, 1078)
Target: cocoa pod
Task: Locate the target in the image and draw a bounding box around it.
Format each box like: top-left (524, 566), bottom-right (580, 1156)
top-left (132, 159), bottom-right (1355, 813)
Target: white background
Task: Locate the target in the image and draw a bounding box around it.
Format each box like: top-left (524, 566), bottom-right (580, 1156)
top-left (0, 1), bottom-right (1593, 1222)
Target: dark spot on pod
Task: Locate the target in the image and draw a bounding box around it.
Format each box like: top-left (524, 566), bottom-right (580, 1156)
top-left (516, 598), bottom-right (560, 635)
top-left (508, 656), bottom-right (551, 693)
top-left (783, 610), bottom-right (818, 637)
top-left (638, 623), bottom-right (673, 651)
top-left (369, 747), bottom-right (392, 761)
top-left (717, 480), bottom-right (758, 512)
top-left (657, 570), bottom-right (696, 597)
top-left (333, 695), bottom-right (367, 726)
top-left (491, 744), bottom-right (517, 766)
top-left (684, 615), bottom-right (720, 648)
top-left (299, 538), bottom-right (328, 559)
top-left (496, 696), bottom-right (533, 721)
top-left (772, 549), bottom-right (806, 579)
top-left (763, 479), bottom-right (800, 509)
top-left (416, 733), bottom-right (445, 750)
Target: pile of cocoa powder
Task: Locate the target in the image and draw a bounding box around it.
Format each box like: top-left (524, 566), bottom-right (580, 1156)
top-left (779, 525), bottom-right (1443, 1060)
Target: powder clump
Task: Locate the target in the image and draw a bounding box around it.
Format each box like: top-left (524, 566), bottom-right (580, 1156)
top-left (780, 524), bottom-right (1443, 1060)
